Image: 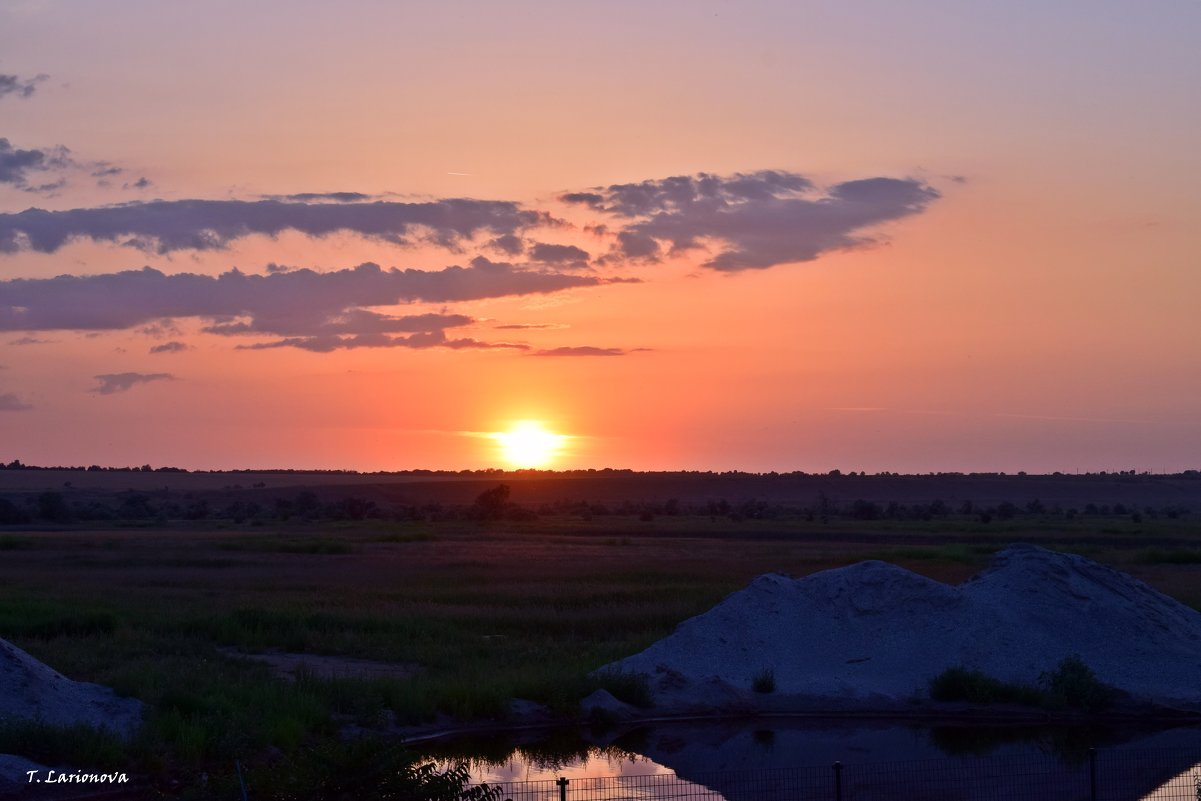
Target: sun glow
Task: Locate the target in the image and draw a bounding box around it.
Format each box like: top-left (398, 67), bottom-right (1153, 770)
top-left (494, 421), bottom-right (566, 468)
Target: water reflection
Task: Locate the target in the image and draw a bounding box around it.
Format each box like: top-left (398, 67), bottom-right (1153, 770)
top-left (422, 720), bottom-right (1201, 801)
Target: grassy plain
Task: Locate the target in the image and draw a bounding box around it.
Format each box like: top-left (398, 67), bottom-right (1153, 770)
top-left (1, 506), bottom-right (1200, 794)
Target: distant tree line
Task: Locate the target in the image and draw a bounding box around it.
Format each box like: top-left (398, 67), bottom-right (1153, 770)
top-left (2, 459), bottom-right (1200, 480)
top-left (2, 484), bottom-right (1189, 527)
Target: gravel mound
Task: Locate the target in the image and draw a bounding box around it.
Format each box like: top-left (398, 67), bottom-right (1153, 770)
top-left (603, 544), bottom-right (1201, 710)
top-left (0, 638), bottom-right (142, 736)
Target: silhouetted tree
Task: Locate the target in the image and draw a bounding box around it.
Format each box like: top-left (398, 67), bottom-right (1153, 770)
top-left (472, 484), bottom-right (511, 520)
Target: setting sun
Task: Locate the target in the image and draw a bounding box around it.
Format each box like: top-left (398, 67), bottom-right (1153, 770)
top-left (494, 421), bottom-right (566, 469)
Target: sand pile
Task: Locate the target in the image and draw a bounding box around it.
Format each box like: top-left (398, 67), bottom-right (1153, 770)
top-left (603, 544), bottom-right (1201, 710)
top-left (0, 638), bottom-right (142, 734)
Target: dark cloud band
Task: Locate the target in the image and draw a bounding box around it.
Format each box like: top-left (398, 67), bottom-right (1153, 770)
top-left (0, 260), bottom-right (621, 353)
top-left (564, 170), bottom-right (940, 271)
top-left (0, 197), bottom-right (549, 254)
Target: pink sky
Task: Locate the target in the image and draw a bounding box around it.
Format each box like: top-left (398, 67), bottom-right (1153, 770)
top-left (1, 1), bottom-right (1199, 472)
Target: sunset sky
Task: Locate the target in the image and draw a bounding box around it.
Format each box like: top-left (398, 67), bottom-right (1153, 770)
top-left (2, 0), bottom-right (1199, 472)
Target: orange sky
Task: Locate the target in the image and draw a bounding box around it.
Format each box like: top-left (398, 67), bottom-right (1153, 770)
top-left (1, 1), bottom-right (1199, 472)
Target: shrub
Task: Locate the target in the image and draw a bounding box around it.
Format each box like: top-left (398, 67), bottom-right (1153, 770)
top-left (928, 666), bottom-right (1041, 706)
top-left (243, 741), bottom-right (502, 801)
top-left (752, 668), bottom-right (776, 694)
top-left (931, 657), bottom-right (1117, 712)
top-left (1040, 654), bottom-right (1117, 712)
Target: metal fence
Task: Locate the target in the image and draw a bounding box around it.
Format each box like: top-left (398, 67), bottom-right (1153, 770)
top-left (480, 748), bottom-right (1201, 801)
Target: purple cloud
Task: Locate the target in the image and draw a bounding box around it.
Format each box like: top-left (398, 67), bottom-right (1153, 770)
top-left (0, 138), bottom-right (72, 191)
top-left (493, 323), bottom-right (566, 330)
top-left (532, 346), bottom-right (638, 357)
top-left (0, 392), bottom-right (32, 411)
top-left (148, 341), bottom-right (189, 354)
top-left (237, 330), bottom-right (530, 353)
top-left (487, 233), bottom-right (525, 256)
top-left (528, 242), bottom-right (590, 266)
top-left (260, 191), bottom-right (375, 203)
top-left (92, 372), bottom-right (175, 395)
top-left (0, 260), bottom-right (615, 334)
top-left (0, 197), bottom-right (550, 254)
top-left (564, 170), bottom-right (939, 271)
top-left (0, 73), bottom-right (47, 100)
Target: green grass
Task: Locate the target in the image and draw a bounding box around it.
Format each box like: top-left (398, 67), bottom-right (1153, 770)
top-left (1135, 548), bottom-right (1201, 565)
top-left (216, 536), bottom-right (355, 554)
top-left (0, 534), bottom-right (35, 550)
top-left (0, 721), bottom-right (128, 769)
top-left (866, 544), bottom-right (998, 565)
top-left (0, 596), bottom-right (118, 638)
top-left (0, 513), bottom-right (1191, 796)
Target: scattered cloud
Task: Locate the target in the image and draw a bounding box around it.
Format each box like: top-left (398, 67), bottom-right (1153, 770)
top-left (563, 170), bottom-right (940, 271)
top-left (0, 392), bottom-right (32, 411)
top-left (528, 242), bottom-right (590, 266)
top-left (0, 73), bottom-right (47, 100)
top-left (148, 340), bottom-right (189, 354)
top-left (532, 346), bottom-right (640, 357)
top-left (0, 261), bottom-right (621, 351)
top-left (91, 372), bottom-right (174, 395)
top-left (493, 323), bottom-right (567, 330)
top-left (203, 309), bottom-right (474, 338)
top-left (487, 233), bottom-right (525, 256)
top-left (0, 137), bottom-right (72, 192)
top-left (237, 330), bottom-right (530, 353)
top-left (260, 191), bottom-right (375, 203)
top-left (0, 197), bottom-right (550, 254)
top-left (8, 335), bottom-right (52, 345)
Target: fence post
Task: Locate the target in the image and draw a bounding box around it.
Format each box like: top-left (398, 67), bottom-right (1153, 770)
top-left (557, 776), bottom-right (569, 801)
top-left (1089, 748), bottom-right (1097, 801)
top-left (832, 761), bottom-right (842, 801)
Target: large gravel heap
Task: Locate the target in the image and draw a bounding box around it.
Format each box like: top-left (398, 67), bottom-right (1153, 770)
top-left (604, 544), bottom-right (1201, 709)
top-left (0, 637), bottom-right (142, 734)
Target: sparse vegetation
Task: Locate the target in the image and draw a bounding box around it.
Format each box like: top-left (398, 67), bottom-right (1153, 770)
top-left (1040, 654), bottom-right (1118, 713)
top-left (0, 470), bottom-right (1197, 795)
top-left (929, 666), bottom-right (1043, 706)
top-left (594, 669), bottom-right (653, 708)
top-left (930, 656), bottom-right (1117, 712)
top-left (752, 668), bottom-right (776, 694)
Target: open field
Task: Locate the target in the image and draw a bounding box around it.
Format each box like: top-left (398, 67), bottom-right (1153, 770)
top-left (1, 473), bottom-right (1200, 796)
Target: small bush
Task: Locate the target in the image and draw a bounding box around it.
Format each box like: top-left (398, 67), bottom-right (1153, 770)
top-left (1040, 654), bottom-right (1117, 712)
top-left (931, 657), bottom-right (1117, 712)
top-left (752, 668), bottom-right (776, 694)
top-left (929, 666), bottom-right (1041, 706)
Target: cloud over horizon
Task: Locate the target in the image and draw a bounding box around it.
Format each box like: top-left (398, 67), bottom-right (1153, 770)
top-left (0, 260), bottom-right (626, 351)
top-left (562, 170), bottom-right (940, 271)
top-left (532, 346), bottom-right (639, 357)
top-left (92, 372), bottom-right (174, 395)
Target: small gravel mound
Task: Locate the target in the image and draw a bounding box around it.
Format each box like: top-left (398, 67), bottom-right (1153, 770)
top-left (603, 545), bottom-right (1201, 710)
top-left (0, 638), bottom-right (142, 736)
